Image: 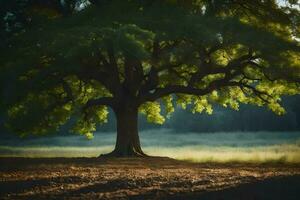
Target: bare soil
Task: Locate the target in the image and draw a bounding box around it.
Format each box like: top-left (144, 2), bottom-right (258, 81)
top-left (0, 157), bottom-right (300, 200)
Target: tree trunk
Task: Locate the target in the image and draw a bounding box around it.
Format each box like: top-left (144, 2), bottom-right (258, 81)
top-left (101, 106), bottom-right (146, 157)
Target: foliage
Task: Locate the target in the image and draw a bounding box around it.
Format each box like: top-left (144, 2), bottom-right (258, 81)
top-left (0, 0), bottom-right (299, 138)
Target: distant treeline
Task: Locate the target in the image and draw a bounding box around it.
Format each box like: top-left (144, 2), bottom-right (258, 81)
top-left (1, 96), bottom-right (299, 137)
top-left (93, 95), bottom-right (300, 132)
top-left (168, 97), bottom-right (300, 132)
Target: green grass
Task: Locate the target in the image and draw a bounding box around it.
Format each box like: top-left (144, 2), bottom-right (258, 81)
top-left (144, 144), bottom-right (300, 163)
top-left (1, 131), bottom-right (299, 163)
top-left (1, 144), bottom-right (300, 164)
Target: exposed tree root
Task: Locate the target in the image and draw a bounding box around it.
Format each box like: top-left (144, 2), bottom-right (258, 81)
top-left (98, 148), bottom-right (148, 158)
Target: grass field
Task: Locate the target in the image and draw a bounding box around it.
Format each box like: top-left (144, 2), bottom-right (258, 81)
top-left (1, 130), bottom-right (300, 163)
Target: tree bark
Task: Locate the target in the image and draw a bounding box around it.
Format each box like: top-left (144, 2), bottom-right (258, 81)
top-left (100, 106), bottom-right (146, 157)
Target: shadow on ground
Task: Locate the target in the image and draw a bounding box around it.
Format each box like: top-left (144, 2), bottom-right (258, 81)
top-left (0, 176), bottom-right (85, 195)
top-left (1, 175), bottom-right (299, 200)
top-left (0, 157), bottom-right (300, 200)
top-left (168, 175), bottom-right (300, 200)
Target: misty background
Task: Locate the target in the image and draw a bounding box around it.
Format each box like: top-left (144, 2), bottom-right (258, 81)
top-left (0, 95), bottom-right (300, 139)
top-left (79, 95), bottom-right (300, 133)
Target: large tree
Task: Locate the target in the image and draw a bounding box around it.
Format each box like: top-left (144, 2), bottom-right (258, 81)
top-left (1, 0), bottom-right (299, 156)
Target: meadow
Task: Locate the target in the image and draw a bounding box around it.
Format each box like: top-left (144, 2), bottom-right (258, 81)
top-left (1, 130), bottom-right (300, 163)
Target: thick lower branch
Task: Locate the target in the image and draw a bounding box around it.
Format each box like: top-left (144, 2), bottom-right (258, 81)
top-left (139, 80), bottom-right (239, 103)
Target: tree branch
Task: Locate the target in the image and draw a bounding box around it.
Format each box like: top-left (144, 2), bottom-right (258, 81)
top-left (84, 97), bottom-right (116, 110)
top-left (139, 79), bottom-right (239, 103)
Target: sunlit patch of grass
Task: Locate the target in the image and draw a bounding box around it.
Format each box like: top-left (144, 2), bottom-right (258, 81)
top-left (143, 144), bottom-right (300, 164)
top-left (0, 146), bottom-right (113, 158)
top-left (1, 144), bottom-right (300, 163)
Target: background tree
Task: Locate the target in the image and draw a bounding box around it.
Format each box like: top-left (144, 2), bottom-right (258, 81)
top-left (0, 0), bottom-right (299, 157)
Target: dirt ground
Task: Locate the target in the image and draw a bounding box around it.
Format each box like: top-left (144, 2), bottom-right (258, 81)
top-left (0, 157), bottom-right (300, 200)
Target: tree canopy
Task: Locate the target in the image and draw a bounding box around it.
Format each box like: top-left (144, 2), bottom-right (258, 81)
top-left (1, 0), bottom-right (300, 141)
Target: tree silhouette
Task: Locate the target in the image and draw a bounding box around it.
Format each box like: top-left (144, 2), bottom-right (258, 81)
top-left (1, 0), bottom-right (299, 156)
